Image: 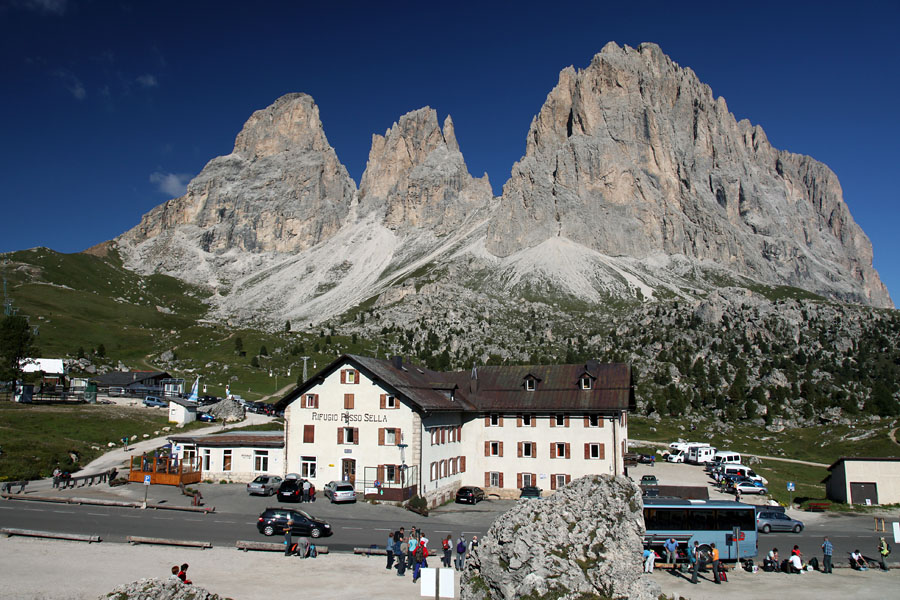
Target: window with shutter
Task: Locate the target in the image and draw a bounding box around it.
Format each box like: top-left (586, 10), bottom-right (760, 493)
top-left (303, 424), bottom-right (315, 443)
top-left (378, 428), bottom-right (385, 446)
top-left (380, 394), bottom-right (386, 409)
top-left (517, 442), bottom-right (523, 458)
top-left (353, 427), bottom-right (359, 445)
top-left (460, 456), bottom-right (466, 472)
top-left (344, 394), bottom-right (354, 409)
top-left (338, 428), bottom-right (344, 444)
top-left (517, 473), bottom-right (523, 489)
top-left (499, 473), bottom-right (504, 488)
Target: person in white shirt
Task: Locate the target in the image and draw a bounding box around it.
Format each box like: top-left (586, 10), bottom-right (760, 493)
top-left (788, 553), bottom-right (803, 573)
top-left (851, 549), bottom-right (868, 570)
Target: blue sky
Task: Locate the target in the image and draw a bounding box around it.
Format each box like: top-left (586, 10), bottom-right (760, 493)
top-left (1, 1), bottom-right (898, 304)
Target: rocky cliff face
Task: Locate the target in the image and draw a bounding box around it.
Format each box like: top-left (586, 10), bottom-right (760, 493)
top-left (118, 93), bottom-right (356, 281)
top-left (358, 108), bottom-right (493, 233)
top-left (114, 43), bottom-right (891, 326)
top-left (486, 42), bottom-right (890, 308)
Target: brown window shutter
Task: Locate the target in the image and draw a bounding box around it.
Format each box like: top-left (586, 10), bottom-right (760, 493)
top-left (599, 417), bottom-right (604, 428)
top-left (354, 369), bottom-right (360, 384)
top-left (584, 416), bottom-right (590, 427)
top-left (599, 443), bottom-right (605, 459)
top-left (313, 394), bottom-right (319, 409)
top-left (344, 394), bottom-right (354, 409)
top-left (517, 473), bottom-right (522, 489)
top-left (531, 472), bottom-right (536, 484)
top-left (341, 370), bottom-right (346, 384)
top-left (353, 427), bottom-right (359, 445)
top-left (565, 443), bottom-right (571, 459)
top-left (498, 473), bottom-right (504, 488)
top-left (499, 441), bottom-right (504, 457)
top-left (584, 443), bottom-right (589, 459)
top-left (380, 394), bottom-right (386, 409)
top-left (517, 442), bottom-right (523, 458)
top-left (550, 417), bottom-right (555, 428)
top-left (303, 424), bottom-right (314, 443)
top-left (457, 426), bottom-right (461, 442)
top-left (484, 415), bottom-right (490, 426)
top-left (499, 416), bottom-right (504, 427)
top-left (551, 476), bottom-right (557, 490)
top-left (531, 442), bottom-right (537, 458)
top-left (531, 417), bottom-right (536, 428)
top-left (564, 416), bottom-right (569, 427)
top-left (550, 443), bottom-right (556, 459)
top-left (484, 441), bottom-right (490, 457)
top-left (484, 472), bottom-right (490, 487)
top-left (517, 416), bottom-right (523, 427)
top-left (460, 456), bottom-right (466, 472)
top-left (377, 465), bottom-right (385, 482)
top-left (338, 428), bottom-right (344, 444)
top-left (441, 428), bottom-right (446, 444)
top-left (566, 474), bottom-right (571, 484)
top-left (378, 428), bottom-right (385, 446)
top-left (396, 428), bottom-right (402, 445)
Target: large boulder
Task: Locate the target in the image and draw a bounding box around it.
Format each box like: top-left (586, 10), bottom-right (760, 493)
top-left (461, 475), bottom-right (660, 600)
top-left (102, 578), bottom-right (223, 599)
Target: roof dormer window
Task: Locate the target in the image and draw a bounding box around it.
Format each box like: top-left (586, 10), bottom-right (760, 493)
top-left (580, 375), bottom-right (592, 390)
top-left (525, 378), bottom-right (536, 391)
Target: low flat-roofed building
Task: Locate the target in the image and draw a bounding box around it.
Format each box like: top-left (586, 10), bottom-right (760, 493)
top-left (824, 457), bottom-right (900, 505)
top-left (168, 431), bottom-right (285, 483)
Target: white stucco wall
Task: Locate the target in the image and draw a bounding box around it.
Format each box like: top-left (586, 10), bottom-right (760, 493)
top-left (172, 444), bottom-right (284, 483)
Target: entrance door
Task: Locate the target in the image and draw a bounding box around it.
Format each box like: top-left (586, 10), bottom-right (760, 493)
top-left (850, 482), bottom-right (878, 505)
top-left (342, 458), bottom-right (356, 485)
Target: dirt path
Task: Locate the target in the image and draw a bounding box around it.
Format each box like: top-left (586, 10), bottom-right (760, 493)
top-left (632, 439), bottom-right (829, 468)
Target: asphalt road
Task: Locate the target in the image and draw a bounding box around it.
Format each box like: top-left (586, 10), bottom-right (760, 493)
top-left (0, 487), bottom-right (509, 552)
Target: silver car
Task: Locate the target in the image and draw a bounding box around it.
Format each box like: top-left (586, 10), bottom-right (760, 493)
top-left (756, 510), bottom-right (804, 533)
top-left (247, 475), bottom-right (283, 496)
top-left (323, 481), bottom-right (356, 503)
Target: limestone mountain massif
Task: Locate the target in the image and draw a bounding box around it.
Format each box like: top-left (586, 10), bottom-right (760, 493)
top-left (115, 42), bottom-right (892, 330)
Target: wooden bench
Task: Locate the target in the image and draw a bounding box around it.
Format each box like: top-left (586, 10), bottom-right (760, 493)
top-left (1, 480), bottom-right (28, 494)
top-left (807, 502), bottom-right (831, 512)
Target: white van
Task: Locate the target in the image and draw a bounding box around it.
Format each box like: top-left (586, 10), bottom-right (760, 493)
top-left (687, 445), bottom-right (716, 464)
top-left (722, 465), bottom-right (766, 484)
top-left (666, 450), bottom-right (687, 463)
top-left (711, 451), bottom-right (742, 466)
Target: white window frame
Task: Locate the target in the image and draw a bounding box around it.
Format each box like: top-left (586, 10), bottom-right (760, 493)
top-left (385, 395), bottom-right (396, 408)
top-left (344, 369), bottom-right (357, 384)
top-left (385, 428), bottom-right (397, 445)
top-left (440, 461), bottom-right (447, 478)
top-left (302, 394), bottom-right (317, 408)
top-left (523, 442), bottom-right (534, 458)
top-left (489, 441), bottom-right (500, 456)
top-left (589, 443), bottom-right (601, 459)
top-left (489, 471), bottom-right (501, 487)
top-left (522, 473), bottom-right (534, 486)
top-left (202, 448), bottom-right (211, 471)
top-left (254, 450), bottom-right (269, 472)
top-left (555, 414), bottom-right (565, 426)
top-left (342, 427), bottom-right (356, 444)
top-left (587, 415), bottom-right (601, 428)
top-left (489, 414), bottom-right (500, 427)
top-left (385, 464), bottom-right (397, 483)
top-left (555, 474), bottom-right (567, 488)
top-left (525, 378), bottom-right (536, 391)
top-left (555, 442), bottom-right (567, 458)
top-left (223, 449), bottom-right (232, 471)
top-left (581, 376), bottom-right (592, 390)
top-left (301, 456), bottom-right (317, 479)
top-left (522, 414), bottom-right (532, 426)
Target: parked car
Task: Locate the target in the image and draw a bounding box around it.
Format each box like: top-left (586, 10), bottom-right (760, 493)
top-left (455, 486), bottom-right (485, 504)
top-left (640, 475), bottom-right (659, 486)
top-left (733, 480), bottom-right (768, 495)
top-left (247, 475), bottom-right (283, 496)
top-left (198, 395), bottom-right (219, 405)
top-left (197, 412), bottom-right (216, 422)
top-left (143, 395), bottom-right (167, 408)
top-left (277, 479), bottom-right (304, 502)
top-left (519, 486), bottom-right (542, 499)
top-left (108, 386), bottom-right (126, 397)
top-left (665, 451), bottom-right (686, 463)
top-left (323, 481), bottom-right (357, 503)
top-left (257, 507), bottom-right (332, 538)
top-left (756, 510), bottom-right (804, 533)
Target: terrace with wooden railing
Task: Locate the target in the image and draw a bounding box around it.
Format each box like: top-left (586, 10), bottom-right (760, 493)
top-left (128, 454), bottom-right (202, 486)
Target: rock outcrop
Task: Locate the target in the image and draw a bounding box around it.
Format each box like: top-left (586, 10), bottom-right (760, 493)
top-left (358, 108), bottom-right (493, 233)
top-left (486, 42), bottom-right (890, 308)
top-left (461, 475), bottom-right (660, 600)
top-left (102, 578), bottom-right (223, 600)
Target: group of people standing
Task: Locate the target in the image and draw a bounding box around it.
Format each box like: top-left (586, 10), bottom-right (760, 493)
top-left (385, 527), bottom-right (479, 582)
top-left (642, 539), bottom-right (724, 584)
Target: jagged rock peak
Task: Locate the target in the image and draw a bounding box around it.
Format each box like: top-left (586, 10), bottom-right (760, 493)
top-left (359, 107), bottom-right (492, 232)
top-left (486, 41), bottom-right (892, 308)
top-left (232, 92), bottom-right (331, 159)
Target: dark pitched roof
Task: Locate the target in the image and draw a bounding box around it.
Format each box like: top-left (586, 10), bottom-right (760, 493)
top-left (93, 371), bottom-right (171, 387)
top-left (278, 355), bottom-right (633, 415)
top-left (168, 431), bottom-right (284, 448)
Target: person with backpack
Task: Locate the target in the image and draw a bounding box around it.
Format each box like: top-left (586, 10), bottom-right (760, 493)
top-left (878, 537), bottom-right (891, 571)
top-left (442, 534), bottom-right (453, 568)
top-left (412, 540), bottom-right (426, 582)
top-left (386, 532), bottom-right (396, 570)
top-left (395, 532), bottom-right (407, 577)
top-left (690, 543), bottom-right (711, 584)
top-left (455, 534), bottom-right (467, 570)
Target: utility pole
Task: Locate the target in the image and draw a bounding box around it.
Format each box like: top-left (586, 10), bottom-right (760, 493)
top-left (300, 356), bottom-right (310, 382)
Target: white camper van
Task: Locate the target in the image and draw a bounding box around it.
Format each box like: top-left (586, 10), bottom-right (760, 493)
top-left (687, 445), bottom-right (716, 465)
top-left (712, 451), bottom-right (742, 466)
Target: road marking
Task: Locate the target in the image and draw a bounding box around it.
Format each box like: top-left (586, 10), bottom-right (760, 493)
top-left (23, 508), bottom-right (44, 512)
top-left (52, 510), bottom-right (75, 514)
top-left (185, 518), bottom-right (203, 522)
top-left (434, 530), bottom-right (452, 533)
top-left (152, 517), bottom-right (174, 520)
top-left (0, 506), bottom-right (13, 510)
top-left (342, 526), bottom-right (362, 530)
top-left (214, 520), bottom-right (235, 524)
top-left (87, 513), bottom-right (106, 516)
top-left (373, 528), bottom-right (393, 531)
top-left (120, 515), bottom-right (140, 519)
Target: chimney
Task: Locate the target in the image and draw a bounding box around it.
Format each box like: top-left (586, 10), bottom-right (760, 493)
top-left (391, 356), bottom-right (402, 370)
top-left (469, 363), bottom-right (479, 394)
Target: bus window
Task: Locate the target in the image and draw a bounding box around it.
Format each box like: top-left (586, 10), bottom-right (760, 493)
top-left (716, 508), bottom-right (755, 531)
top-left (687, 509), bottom-right (715, 531)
